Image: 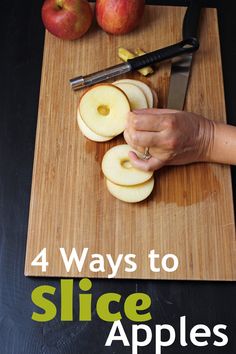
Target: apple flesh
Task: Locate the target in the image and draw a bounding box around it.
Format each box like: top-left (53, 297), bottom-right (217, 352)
top-left (79, 84), bottom-right (130, 137)
top-left (106, 177), bottom-right (154, 203)
top-left (77, 79), bottom-right (158, 144)
top-left (114, 82), bottom-right (148, 110)
top-left (114, 79), bottom-right (154, 108)
top-left (102, 144), bottom-right (155, 203)
top-left (42, 0), bottom-right (93, 40)
top-left (151, 88), bottom-right (158, 108)
top-left (77, 111), bottom-right (113, 142)
top-left (102, 144), bottom-right (153, 186)
top-left (96, 0), bottom-right (145, 35)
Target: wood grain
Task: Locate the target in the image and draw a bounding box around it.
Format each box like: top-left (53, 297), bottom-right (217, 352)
top-left (25, 6), bottom-right (236, 280)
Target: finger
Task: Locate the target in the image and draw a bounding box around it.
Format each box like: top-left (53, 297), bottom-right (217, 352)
top-left (130, 113), bottom-right (166, 132)
top-left (125, 128), bottom-right (164, 148)
top-left (128, 110), bottom-right (179, 132)
top-left (128, 151), bottom-right (165, 171)
top-left (123, 130), bottom-right (144, 154)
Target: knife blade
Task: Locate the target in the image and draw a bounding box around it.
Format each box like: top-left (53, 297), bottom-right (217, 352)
top-left (167, 0), bottom-right (202, 110)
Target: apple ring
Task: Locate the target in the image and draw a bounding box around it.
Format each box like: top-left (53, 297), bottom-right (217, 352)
top-left (114, 82), bottom-right (148, 110)
top-left (77, 110), bottom-right (113, 142)
top-left (113, 79), bottom-right (154, 108)
top-left (102, 144), bottom-right (153, 186)
top-left (106, 177), bottom-right (154, 203)
top-left (79, 84), bottom-right (130, 137)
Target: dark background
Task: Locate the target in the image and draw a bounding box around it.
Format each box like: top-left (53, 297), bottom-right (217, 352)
top-left (0, 1), bottom-right (235, 353)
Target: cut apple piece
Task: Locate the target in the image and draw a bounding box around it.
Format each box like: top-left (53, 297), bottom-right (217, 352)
top-left (114, 79), bottom-right (154, 108)
top-left (151, 89), bottom-right (158, 108)
top-left (106, 177), bottom-right (154, 203)
top-left (77, 110), bottom-right (113, 142)
top-left (118, 47), bottom-right (153, 76)
top-left (79, 84), bottom-right (130, 137)
top-left (102, 144), bottom-right (153, 186)
top-left (114, 82), bottom-right (148, 110)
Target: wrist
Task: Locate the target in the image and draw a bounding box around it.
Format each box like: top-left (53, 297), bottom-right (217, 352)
top-left (204, 122), bottom-right (236, 165)
top-left (196, 116), bottom-right (215, 162)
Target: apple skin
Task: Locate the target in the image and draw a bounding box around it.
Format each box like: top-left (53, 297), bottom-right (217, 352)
top-left (42, 0), bottom-right (93, 40)
top-left (96, 0), bottom-right (145, 35)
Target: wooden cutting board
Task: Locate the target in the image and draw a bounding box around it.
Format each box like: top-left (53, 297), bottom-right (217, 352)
top-left (25, 6), bottom-right (236, 280)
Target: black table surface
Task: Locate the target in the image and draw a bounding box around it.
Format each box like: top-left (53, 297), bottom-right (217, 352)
top-left (0, 1), bottom-right (235, 353)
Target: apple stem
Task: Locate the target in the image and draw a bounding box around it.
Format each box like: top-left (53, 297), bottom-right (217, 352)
top-left (56, 0), bottom-right (64, 9)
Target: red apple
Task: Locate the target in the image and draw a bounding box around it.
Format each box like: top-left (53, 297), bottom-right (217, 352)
top-left (96, 0), bottom-right (145, 35)
top-left (42, 0), bottom-right (93, 40)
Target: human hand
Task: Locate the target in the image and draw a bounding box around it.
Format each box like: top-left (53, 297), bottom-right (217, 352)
top-left (124, 109), bottom-right (215, 171)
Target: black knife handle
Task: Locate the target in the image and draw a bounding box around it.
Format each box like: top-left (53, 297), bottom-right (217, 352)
top-left (183, 0), bottom-right (202, 40)
top-left (128, 38), bottom-right (199, 71)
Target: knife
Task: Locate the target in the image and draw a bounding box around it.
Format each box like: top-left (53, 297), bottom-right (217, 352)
top-left (167, 0), bottom-right (202, 110)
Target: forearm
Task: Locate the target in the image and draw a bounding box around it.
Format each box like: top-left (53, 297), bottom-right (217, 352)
top-left (206, 122), bottom-right (236, 165)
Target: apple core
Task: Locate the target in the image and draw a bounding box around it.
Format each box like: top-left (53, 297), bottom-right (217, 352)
top-left (121, 159), bottom-right (132, 169)
top-left (97, 105), bottom-right (110, 116)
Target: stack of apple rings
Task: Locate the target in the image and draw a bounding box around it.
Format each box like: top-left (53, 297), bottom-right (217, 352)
top-left (77, 79), bottom-right (158, 202)
top-left (102, 145), bottom-right (154, 203)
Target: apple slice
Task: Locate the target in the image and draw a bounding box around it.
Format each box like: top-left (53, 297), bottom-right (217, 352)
top-left (102, 144), bottom-right (153, 186)
top-left (151, 88), bottom-right (158, 108)
top-left (114, 79), bottom-right (154, 108)
top-left (79, 84), bottom-right (130, 137)
top-left (106, 177), bottom-right (154, 203)
top-left (114, 82), bottom-right (148, 110)
top-left (77, 110), bottom-right (113, 142)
